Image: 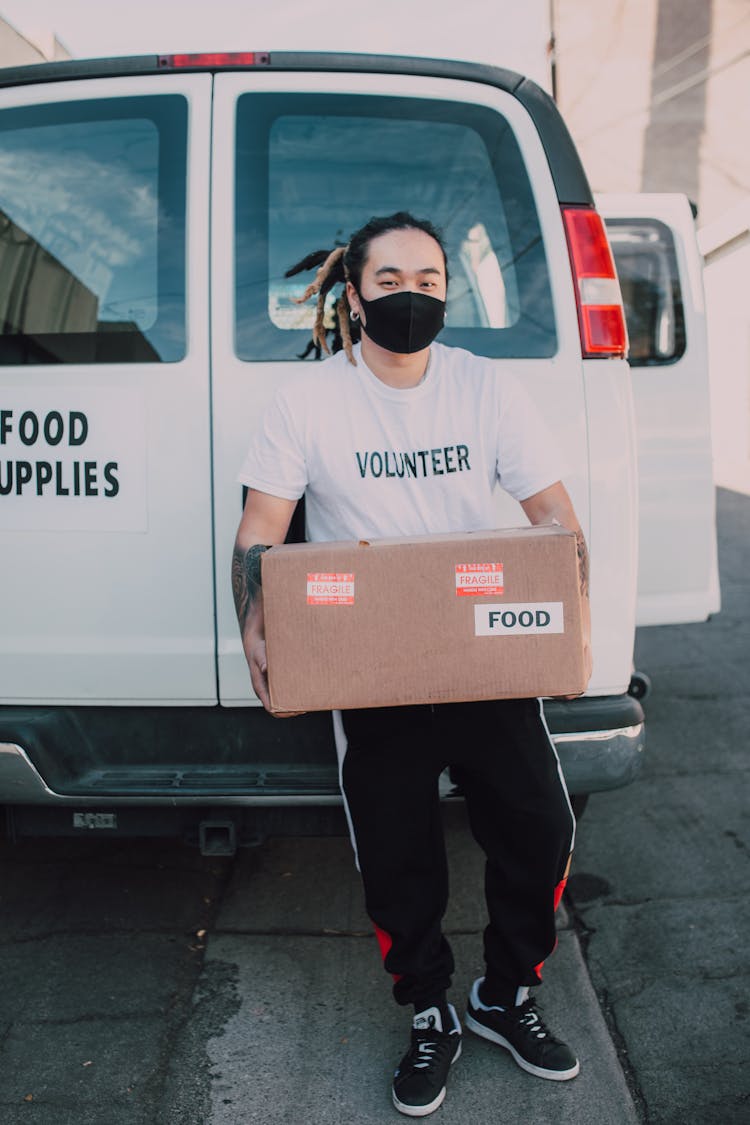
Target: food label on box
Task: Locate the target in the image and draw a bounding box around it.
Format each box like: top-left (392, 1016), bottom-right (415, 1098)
top-left (306, 572), bottom-right (355, 605)
top-left (455, 563), bottom-right (504, 596)
top-left (474, 602), bottom-right (564, 636)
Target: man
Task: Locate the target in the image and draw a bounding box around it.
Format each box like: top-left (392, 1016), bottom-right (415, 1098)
top-left (233, 212), bottom-right (592, 1117)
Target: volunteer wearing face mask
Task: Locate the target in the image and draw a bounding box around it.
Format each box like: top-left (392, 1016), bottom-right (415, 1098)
top-left (233, 213), bottom-right (592, 1118)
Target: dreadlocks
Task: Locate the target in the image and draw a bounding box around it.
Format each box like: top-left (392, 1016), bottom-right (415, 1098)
top-left (286, 245), bottom-right (356, 363)
top-left (285, 212), bottom-right (449, 367)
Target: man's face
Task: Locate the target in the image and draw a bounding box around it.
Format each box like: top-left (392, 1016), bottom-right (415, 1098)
top-left (347, 228), bottom-right (447, 323)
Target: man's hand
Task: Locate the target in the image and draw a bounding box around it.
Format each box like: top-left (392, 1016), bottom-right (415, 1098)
top-left (583, 637), bottom-right (593, 685)
top-left (233, 489), bottom-right (303, 718)
top-left (521, 481), bottom-right (593, 697)
top-left (248, 637), bottom-right (271, 709)
top-left (248, 637), bottom-right (306, 719)
top-left (556, 640), bottom-right (593, 700)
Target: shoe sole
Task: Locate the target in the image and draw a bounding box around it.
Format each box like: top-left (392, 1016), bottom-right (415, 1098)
top-left (464, 1013), bottom-right (580, 1082)
top-left (391, 1040), bottom-right (462, 1117)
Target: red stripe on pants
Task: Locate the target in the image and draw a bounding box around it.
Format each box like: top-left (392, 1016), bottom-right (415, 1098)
top-left (534, 873), bottom-right (569, 980)
top-left (553, 873), bottom-right (568, 912)
top-left (374, 924), bottom-right (403, 982)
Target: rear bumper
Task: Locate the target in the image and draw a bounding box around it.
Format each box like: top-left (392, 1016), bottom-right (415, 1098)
top-left (543, 693), bottom-right (645, 794)
top-left (0, 694), bottom-right (643, 806)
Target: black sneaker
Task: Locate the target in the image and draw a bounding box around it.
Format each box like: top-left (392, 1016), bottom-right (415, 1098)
top-left (465, 978), bottom-right (579, 1081)
top-left (392, 1004), bottom-right (462, 1117)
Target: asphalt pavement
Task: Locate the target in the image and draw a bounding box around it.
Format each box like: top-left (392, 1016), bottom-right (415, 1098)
top-left (0, 487), bottom-right (747, 1125)
top-left (565, 486), bottom-right (750, 1125)
top-left (198, 814), bottom-right (637, 1125)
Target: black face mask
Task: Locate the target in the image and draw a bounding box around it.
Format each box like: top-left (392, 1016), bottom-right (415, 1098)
top-left (357, 291), bottom-right (446, 354)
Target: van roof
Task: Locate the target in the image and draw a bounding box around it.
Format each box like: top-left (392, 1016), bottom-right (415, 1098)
top-left (0, 51), bottom-right (592, 206)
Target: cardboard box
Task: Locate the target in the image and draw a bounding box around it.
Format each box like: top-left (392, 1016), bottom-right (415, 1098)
top-left (262, 526), bottom-right (586, 712)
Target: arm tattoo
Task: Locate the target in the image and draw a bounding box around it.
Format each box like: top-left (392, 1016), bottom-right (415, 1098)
top-left (575, 528), bottom-right (590, 598)
top-left (232, 544), bottom-right (268, 631)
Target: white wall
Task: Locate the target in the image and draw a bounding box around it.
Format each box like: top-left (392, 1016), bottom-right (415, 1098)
top-left (699, 205), bottom-right (750, 494)
top-left (555, 0), bottom-right (750, 228)
top-left (0, 14), bottom-right (70, 64)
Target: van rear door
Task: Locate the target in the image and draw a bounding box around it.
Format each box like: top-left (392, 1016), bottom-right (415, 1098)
top-left (210, 69), bottom-right (601, 702)
top-left (0, 74), bottom-right (216, 704)
top-left (598, 192), bottom-right (720, 625)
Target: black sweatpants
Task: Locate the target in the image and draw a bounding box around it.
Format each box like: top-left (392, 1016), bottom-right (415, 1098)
top-left (337, 698), bottom-right (575, 1011)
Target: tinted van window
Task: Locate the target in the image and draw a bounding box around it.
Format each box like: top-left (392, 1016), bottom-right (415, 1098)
top-left (605, 218), bottom-right (686, 366)
top-left (0, 96), bottom-right (187, 364)
top-left (235, 94), bottom-right (556, 361)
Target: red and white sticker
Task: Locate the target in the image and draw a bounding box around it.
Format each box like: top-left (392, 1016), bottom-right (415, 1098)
top-left (306, 572), bottom-right (355, 605)
top-left (455, 562), bottom-right (504, 597)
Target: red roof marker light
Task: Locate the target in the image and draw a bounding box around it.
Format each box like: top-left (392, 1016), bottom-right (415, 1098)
top-left (562, 206), bottom-right (628, 358)
top-left (158, 52), bottom-right (270, 69)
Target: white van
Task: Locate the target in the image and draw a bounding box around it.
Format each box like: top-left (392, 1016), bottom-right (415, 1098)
top-left (0, 52), bottom-right (718, 849)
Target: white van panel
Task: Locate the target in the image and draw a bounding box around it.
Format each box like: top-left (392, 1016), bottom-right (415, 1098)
top-left (583, 357), bottom-right (639, 693)
top-left (0, 75), bottom-right (217, 704)
top-left (210, 71), bottom-right (634, 704)
top-left (698, 204), bottom-right (750, 496)
top-left (598, 193), bottom-right (720, 626)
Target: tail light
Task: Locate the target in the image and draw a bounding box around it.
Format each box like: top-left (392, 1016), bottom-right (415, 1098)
top-left (562, 206), bottom-right (628, 358)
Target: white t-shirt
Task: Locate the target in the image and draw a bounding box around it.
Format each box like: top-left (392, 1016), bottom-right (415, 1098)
top-left (237, 342), bottom-right (564, 542)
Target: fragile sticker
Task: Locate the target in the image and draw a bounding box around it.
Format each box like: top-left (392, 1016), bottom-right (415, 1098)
top-left (306, 572), bottom-right (355, 605)
top-left (475, 602), bottom-right (564, 636)
top-left (455, 563), bottom-right (504, 597)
